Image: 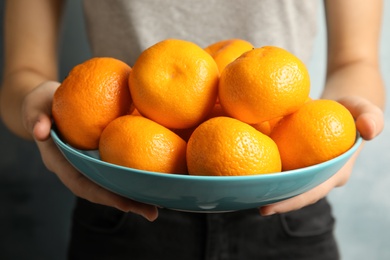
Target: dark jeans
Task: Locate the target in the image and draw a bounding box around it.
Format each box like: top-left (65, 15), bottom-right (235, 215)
top-left (68, 198), bottom-right (339, 260)
top-left (0, 123), bottom-right (74, 260)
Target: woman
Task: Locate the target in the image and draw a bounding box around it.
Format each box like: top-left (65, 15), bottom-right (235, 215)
top-left (0, 0), bottom-right (384, 259)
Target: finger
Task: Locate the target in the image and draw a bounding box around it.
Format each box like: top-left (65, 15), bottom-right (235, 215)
top-left (21, 82), bottom-right (57, 135)
top-left (355, 113), bottom-right (381, 140)
top-left (66, 171), bottom-right (158, 221)
top-left (259, 148), bottom-right (360, 216)
top-left (36, 137), bottom-right (159, 221)
top-left (337, 96), bottom-right (384, 140)
top-left (259, 177), bottom-right (335, 216)
top-left (33, 113), bottom-right (52, 141)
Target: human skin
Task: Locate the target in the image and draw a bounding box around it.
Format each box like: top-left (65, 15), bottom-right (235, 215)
top-left (260, 0), bottom-right (385, 216)
top-left (0, 0), bottom-right (385, 220)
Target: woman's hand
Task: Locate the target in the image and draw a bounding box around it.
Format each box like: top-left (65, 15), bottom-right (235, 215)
top-left (337, 96), bottom-right (384, 140)
top-left (259, 96), bottom-right (384, 216)
top-left (22, 81), bottom-right (159, 221)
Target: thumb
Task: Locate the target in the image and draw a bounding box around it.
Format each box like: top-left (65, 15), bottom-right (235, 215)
top-left (33, 113), bottom-right (53, 141)
top-left (21, 81), bottom-right (59, 138)
top-left (337, 96), bottom-right (384, 140)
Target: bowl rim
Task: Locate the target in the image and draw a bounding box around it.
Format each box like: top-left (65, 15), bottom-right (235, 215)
top-left (50, 128), bottom-right (363, 182)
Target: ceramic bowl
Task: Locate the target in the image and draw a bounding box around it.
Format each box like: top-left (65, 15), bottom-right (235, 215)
top-left (51, 128), bottom-right (362, 212)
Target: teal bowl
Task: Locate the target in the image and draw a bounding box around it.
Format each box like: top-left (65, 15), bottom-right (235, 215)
top-left (51, 129), bottom-right (362, 212)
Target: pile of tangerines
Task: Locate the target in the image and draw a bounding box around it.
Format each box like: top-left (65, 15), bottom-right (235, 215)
top-left (52, 38), bottom-right (356, 176)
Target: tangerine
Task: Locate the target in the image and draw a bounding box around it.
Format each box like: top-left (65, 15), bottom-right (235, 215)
top-left (52, 57), bottom-right (132, 150)
top-left (129, 39), bottom-right (219, 129)
top-left (204, 39), bottom-right (254, 73)
top-left (270, 99), bottom-right (356, 170)
top-left (99, 115), bottom-right (187, 174)
top-left (219, 46), bottom-right (310, 124)
top-left (187, 117), bottom-right (281, 176)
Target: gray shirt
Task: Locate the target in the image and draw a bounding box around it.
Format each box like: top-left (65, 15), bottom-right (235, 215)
top-left (83, 0), bottom-right (319, 66)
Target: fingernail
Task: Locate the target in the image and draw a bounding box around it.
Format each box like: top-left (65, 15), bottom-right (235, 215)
top-left (262, 211), bottom-right (276, 216)
top-left (143, 209), bottom-right (159, 222)
top-left (259, 207), bottom-right (275, 216)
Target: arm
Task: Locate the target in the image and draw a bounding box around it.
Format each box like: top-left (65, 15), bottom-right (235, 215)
top-left (260, 0), bottom-right (385, 215)
top-left (0, 0), bottom-right (158, 221)
top-left (322, 0), bottom-right (385, 140)
top-left (1, 0), bottom-right (62, 139)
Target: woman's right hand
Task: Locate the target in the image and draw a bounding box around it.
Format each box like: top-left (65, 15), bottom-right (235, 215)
top-left (22, 81), bottom-right (159, 221)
